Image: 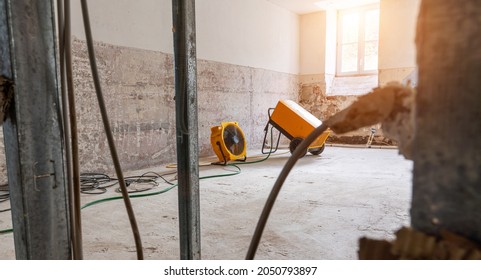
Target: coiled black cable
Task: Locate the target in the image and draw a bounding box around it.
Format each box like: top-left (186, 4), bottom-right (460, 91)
top-left (79, 171), bottom-right (177, 195)
top-left (80, 173), bottom-right (116, 194)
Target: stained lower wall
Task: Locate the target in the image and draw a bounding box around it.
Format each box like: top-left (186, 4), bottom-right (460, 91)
top-left (0, 39), bottom-right (297, 177)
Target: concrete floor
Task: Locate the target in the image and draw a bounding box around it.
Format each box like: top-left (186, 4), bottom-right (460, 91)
top-left (0, 146), bottom-right (412, 260)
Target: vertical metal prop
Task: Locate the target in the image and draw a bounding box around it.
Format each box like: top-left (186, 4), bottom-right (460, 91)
top-left (171, 0), bottom-right (201, 259)
top-left (1, 0), bottom-right (70, 259)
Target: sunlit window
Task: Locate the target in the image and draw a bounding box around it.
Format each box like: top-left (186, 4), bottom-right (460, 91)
top-left (337, 5), bottom-right (379, 75)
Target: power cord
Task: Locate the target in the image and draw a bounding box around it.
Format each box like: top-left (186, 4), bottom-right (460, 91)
top-left (0, 195), bottom-right (9, 204)
top-left (80, 165), bottom-right (241, 210)
top-left (79, 171), bottom-right (177, 195)
top-left (0, 185), bottom-right (12, 232)
top-left (80, 0), bottom-right (143, 260)
top-left (0, 128), bottom-right (283, 248)
top-left (246, 123), bottom-right (329, 259)
top-left (0, 149), bottom-right (259, 235)
top-left (0, 184), bottom-right (10, 213)
top-left (80, 173), bottom-right (117, 194)
top-left (0, 192), bottom-right (9, 213)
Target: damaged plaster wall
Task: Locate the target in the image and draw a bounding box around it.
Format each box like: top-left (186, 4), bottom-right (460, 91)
top-left (70, 39), bottom-right (296, 173)
top-left (0, 39), bottom-right (297, 176)
top-left (71, 39), bottom-right (176, 172)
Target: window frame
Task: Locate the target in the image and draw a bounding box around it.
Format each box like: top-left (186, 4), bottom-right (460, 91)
top-left (336, 4), bottom-right (380, 77)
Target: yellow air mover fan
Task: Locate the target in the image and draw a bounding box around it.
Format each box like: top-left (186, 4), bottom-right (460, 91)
top-left (210, 122), bottom-right (247, 165)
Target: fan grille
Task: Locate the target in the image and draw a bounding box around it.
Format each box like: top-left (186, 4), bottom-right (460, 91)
top-left (223, 124), bottom-right (245, 156)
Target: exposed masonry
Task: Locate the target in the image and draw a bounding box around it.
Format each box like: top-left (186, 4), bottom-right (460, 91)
top-left (0, 39), bottom-right (297, 176)
top-left (71, 39), bottom-right (298, 173)
top-left (298, 78), bottom-right (380, 144)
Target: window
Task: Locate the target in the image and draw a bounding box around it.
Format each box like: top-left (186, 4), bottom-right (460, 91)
top-left (337, 5), bottom-right (380, 76)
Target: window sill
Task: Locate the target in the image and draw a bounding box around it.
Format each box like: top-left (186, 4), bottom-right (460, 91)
top-left (327, 74), bottom-right (378, 96)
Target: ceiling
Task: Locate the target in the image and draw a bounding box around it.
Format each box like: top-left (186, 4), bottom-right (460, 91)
top-left (267, 0), bottom-right (380, 14)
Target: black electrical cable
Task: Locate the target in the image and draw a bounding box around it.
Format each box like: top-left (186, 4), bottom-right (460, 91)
top-left (115, 183), bottom-right (157, 194)
top-left (0, 150), bottom-right (252, 235)
top-left (79, 171), bottom-right (177, 195)
top-left (0, 194), bottom-right (9, 203)
top-left (0, 185), bottom-right (10, 212)
top-left (245, 123), bottom-right (329, 260)
top-left (115, 174), bottom-right (159, 194)
top-left (80, 173), bottom-right (117, 194)
top-left (0, 185), bottom-right (11, 224)
top-left (80, 0), bottom-right (143, 260)
top-left (129, 171), bottom-right (177, 186)
top-left (62, 0), bottom-right (83, 260)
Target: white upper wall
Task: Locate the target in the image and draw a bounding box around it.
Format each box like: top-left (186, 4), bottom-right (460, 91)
top-left (299, 0), bottom-right (420, 75)
top-left (324, 8), bottom-right (337, 75)
top-left (197, 0), bottom-right (299, 74)
top-left (300, 12), bottom-right (326, 74)
top-left (70, 0), bottom-right (173, 54)
top-left (70, 0), bottom-right (300, 74)
top-left (379, 0), bottom-right (420, 69)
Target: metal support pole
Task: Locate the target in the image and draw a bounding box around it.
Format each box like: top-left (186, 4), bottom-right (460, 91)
top-left (1, 0), bottom-right (70, 259)
top-left (171, 0), bottom-right (201, 260)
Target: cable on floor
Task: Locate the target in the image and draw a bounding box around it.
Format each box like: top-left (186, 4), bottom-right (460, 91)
top-left (0, 184), bottom-right (10, 212)
top-left (0, 184), bottom-right (8, 204)
top-left (0, 228), bottom-right (13, 234)
top-left (80, 164), bottom-right (241, 210)
top-left (0, 185), bottom-right (12, 231)
top-left (227, 126), bottom-right (279, 166)
top-left (80, 173), bottom-right (117, 194)
top-left (0, 132), bottom-right (278, 235)
top-left (0, 120), bottom-right (282, 247)
top-left (0, 191), bottom-right (10, 212)
top-left (0, 196), bottom-right (9, 204)
top-left (78, 171), bottom-right (178, 195)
